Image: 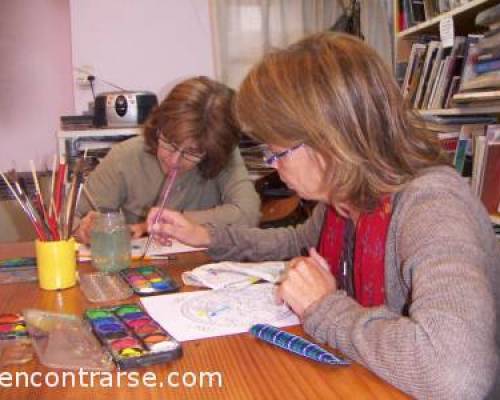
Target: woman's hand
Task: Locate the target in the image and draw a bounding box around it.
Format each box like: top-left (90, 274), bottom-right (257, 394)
top-left (146, 207), bottom-right (211, 248)
top-left (74, 211), bottom-right (99, 244)
top-left (276, 248), bottom-right (336, 318)
top-left (129, 222), bottom-right (147, 239)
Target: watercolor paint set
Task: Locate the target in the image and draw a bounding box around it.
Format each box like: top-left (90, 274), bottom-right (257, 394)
top-left (85, 303), bottom-right (182, 369)
top-left (120, 266), bottom-right (179, 296)
top-left (0, 313), bottom-right (29, 340)
top-left (0, 313), bottom-right (33, 366)
top-left (0, 257), bottom-right (38, 284)
top-left (79, 265), bottom-right (179, 303)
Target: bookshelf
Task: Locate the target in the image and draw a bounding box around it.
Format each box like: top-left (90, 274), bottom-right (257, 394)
top-left (396, 0), bottom-right (496, 39)
top-left (394, 0), bottom-right (499, 111)
top-left (418, 105), bottom-right (500, 116)
top-left (394, 0), bottom-right (500, 217)
top-left (394, 0), bottom-right (500, 115)
top-left (393, 0), bottom-right (500, 111)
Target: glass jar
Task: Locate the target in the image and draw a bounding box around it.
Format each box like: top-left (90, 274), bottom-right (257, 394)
top-left (90, 211), bottom-right (131, 273)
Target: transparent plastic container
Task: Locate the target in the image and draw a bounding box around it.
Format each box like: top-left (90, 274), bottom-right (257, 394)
top-left (23, 309), bottom-right (114, 371)
top-left (79, 272), bottom-right (133, 303)
top-left (90, 211), bottom-right (131, 273)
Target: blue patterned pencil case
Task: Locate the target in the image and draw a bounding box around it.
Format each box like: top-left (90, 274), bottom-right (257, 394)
top-left (249, 324), bottom-right (350, 366)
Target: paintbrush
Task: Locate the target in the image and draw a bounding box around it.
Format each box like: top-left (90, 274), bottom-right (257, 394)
top-left (49, 155), bottom-right (57, 218)
top-left (0, 172), bottom-right (46, 240)
top-left (63, 159), bottom-right (84, 239)
top-left (140, 165), bottom-right (179, 260)
top-left (29, 160), bottom-right (55, 237)
top-left (8, 170), bottom-right (52, 240)
top-left (81, 184), bottom-right (100, 212)
top-left (19, 174), bottom-right (53, 240)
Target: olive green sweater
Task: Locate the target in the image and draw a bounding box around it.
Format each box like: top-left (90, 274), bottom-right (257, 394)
top-left (206, 166), bottom-right (500, 399)
top-left (77, 136), bottom-right (261, 227)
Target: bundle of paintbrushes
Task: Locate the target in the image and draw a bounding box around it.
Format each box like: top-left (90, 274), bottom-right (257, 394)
top-left (0, 156), bottom-right (92, 242)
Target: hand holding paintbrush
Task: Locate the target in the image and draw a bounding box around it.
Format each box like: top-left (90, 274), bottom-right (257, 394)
top-left (141, 163), bottom-right (180, 259)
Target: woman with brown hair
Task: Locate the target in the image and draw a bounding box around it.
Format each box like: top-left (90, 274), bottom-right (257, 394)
top-left (75, 76), bottom-right (260, 244)
top-left (146, 33), bottom-right (500, 399)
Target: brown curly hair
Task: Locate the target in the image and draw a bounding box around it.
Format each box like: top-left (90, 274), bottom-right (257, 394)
top-left (144, 76), bottom-right (241, 178)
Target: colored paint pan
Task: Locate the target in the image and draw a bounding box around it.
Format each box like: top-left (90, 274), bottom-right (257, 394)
top-left (124, 318), bottom-right (151, 329)
top-left (136, 267), bottom-right (155, 275)
top-left (119, 312), bottom-right (147, 321)
top-left (109, 337), bottom-right (142, 352)
top-left (0, 314), bottom-right (23, 324)
top-left (114, 305), bottom-right (142, 316)
top-left (94, 322), bottom-right (126, 334)
top-left (86, 310), bottom-right (114, 320)
top-left (118, 347), bottom-right (144, 358)
top-left (134, 323), bottom-right (163, 337)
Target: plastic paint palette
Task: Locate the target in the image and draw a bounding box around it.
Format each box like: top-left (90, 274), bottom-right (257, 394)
top-left (85, 304), bottom-right (182, 369)
top-left (0, 258), bottom-right (37, 284)
top-left (120, 266), bottom-right (179, 296)
top-left (0, 313), bottom-right (29, 340)
top-left (79, 272), bottom-right (133, 303)
top-left (23, 308), bottom-right (114, 371)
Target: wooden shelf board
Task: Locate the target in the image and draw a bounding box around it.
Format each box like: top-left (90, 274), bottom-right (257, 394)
top-left (397, 0), bottom-right (496, 38)
top-left (418, 106), bottom-right (500, 116)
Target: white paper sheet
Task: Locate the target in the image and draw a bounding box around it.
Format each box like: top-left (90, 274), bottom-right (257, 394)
top-left (78, 237), bottom-right (206, 261)
top-left (141, 283), bottom-right (299, 341)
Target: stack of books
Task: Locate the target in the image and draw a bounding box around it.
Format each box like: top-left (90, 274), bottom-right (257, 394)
top-left (447, 123), bottom-right (500, 215)
top-left (416, 120), bottom-right (500, 215)
top-left (452, 4), bottom-right (500, 105)
top-left (472, 124), bottom-right (500, 215)
top-left (402, 35), bottom-right (472, 110)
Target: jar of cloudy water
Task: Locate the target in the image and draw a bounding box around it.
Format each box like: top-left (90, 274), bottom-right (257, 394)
top-left (90, 211), bottom-right (130, 273)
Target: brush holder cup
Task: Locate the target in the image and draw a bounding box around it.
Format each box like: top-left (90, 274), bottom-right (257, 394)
top-left (35, 238), bottom-right (77, 290)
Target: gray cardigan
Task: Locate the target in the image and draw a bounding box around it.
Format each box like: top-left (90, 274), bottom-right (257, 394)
top-left (77, 136), bottom-right (261, 227)
top-left (207, 166), bottom-right (500, 399)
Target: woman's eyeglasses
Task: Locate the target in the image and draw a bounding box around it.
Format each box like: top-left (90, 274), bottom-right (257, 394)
top-left (262, 143), bottom-right (304, 167)
top-left (158, 140), bottom-right (205, 163)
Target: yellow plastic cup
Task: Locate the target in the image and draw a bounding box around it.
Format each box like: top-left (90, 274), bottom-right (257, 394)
top-left (35, 238), bottom-right (77, 290)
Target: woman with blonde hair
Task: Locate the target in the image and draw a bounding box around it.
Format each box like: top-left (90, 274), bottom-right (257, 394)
top-left (147, 33), bottom-right (499, 399)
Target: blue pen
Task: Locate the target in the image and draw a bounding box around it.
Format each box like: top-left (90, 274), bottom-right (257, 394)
top-left (250, 324), bottom-right (349, 366)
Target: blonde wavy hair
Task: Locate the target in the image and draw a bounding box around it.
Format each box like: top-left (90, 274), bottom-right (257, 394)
top-left (235, 32), bottom-right (448, 211)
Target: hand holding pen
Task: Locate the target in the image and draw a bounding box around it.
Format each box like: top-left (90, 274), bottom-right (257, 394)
top-left (275, 248), bottom-right (335, 318)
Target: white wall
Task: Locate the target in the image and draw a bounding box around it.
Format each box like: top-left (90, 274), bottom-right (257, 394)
top-left (0, 1), bottom-right (74, 171)
top-left (0, 0), bottom-right (215, 171)
top-left (70, 0), bottom-right (215, 114)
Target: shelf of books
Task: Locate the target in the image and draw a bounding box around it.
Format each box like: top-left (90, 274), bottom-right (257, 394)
top-left (397, 0), bottom-right (497, 38)
top-left (395, 0), bottom-right (500, 225)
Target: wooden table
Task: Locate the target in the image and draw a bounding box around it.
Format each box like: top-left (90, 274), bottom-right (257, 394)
top-left (0, 242), bottom-right (409, 399)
